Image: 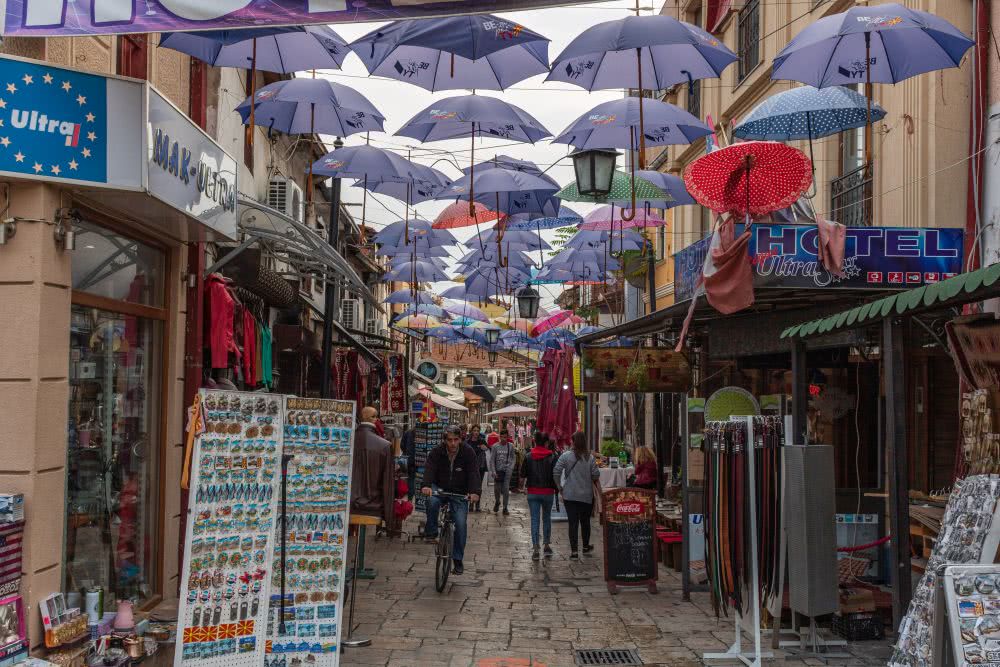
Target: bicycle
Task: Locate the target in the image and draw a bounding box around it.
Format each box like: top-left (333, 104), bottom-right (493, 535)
top-left (428, 491), bottom-right (468, 592)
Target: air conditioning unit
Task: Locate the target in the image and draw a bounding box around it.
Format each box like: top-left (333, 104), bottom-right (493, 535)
top-left (268, 177), bottom-right (304, 222)
top-left (364, 318), bottom-right (378, 335)
top-left (340, 298), bottom-right (360, 330)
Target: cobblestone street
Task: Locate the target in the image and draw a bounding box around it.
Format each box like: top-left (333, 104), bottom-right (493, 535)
top-left (342, 490), bottom-right (894, 667)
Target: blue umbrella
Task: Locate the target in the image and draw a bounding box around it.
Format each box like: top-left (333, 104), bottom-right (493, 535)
top-left (397, 95), bottom-right (551, 143)
top-left (389, 254), bottom-right (449, 271)
top-left (374, 219), bottom-right (456, 247)
top-left (463, 155), bottom-right (555, 182)
top-left (349, 15), bottom-right (550, 92)
top-left (312, 145), bottom-right (434, 183)
top-left (383, 260), bottom-right (450, 282)
top-left (160, 26), bottom-right (348, 73)
top-left (441, 299), bottom-right (489, 322)
top-left (377, 243), bottom-right (453, 259)
top-left (400, 304), bottom-right (449, 319)
top-left (236, 79), bottom-right (384, 137)
top-left (537, 328), bottom-right (576, 347)
top-left (437, 168), bottom-right (559, 215)
top-left (547, 15), bottom-right (737, 91)
top-left (354, 173), bottom-right (450, 205)
top-left (772, 4), bottom-right (974, 89)
top-left (384, 288), bottom-right (436, 305)
top-left (553, 97), bottom-right (712, 150)
top-left (608, 170), bottom-right (695, 210)
top-left (474, 228), bottom-right (551, 251)
top-left (565, 229), bottom-right (645, 252)
top-left (504, 205), bottom-right (583, 231)
top-left (426, 325), bottom-right (463, 341)
top-left (734, 86), bottom-right (888, 197)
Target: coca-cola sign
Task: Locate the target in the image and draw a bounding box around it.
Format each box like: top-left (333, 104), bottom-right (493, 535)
top-left (612, 501), bottom-right (644, 515)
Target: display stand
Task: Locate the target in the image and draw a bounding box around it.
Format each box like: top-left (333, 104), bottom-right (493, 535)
top-left (342, 515), bottom-right (379, 649)
top-left (934, 564), bottom-right (1000, 666)
top-left (703, 415), bottom-right (773, 667)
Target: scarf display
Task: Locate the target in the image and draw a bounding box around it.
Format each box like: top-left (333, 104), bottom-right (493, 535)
top-left (703, 416), bottom-right (784, 619)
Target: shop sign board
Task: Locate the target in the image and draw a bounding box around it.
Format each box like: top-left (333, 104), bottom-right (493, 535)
top-left (147, 89), bottom-right (238, 240)
top-left (674, 224), bottom-right (964, 301)
top-left (2, 1), bottom-right (589, 36)
top-left (579, 346), bottom-right (692, 394)
top-left (601, 487), bottom-right (657, 594)
top-left (0, 55), bottom-right (143, 188)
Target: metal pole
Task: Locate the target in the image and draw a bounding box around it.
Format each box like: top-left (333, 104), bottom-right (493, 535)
top-left (343, 525), bottom-right (372, 647)
top-left (790, 338), bottom-right (808, 446)
top-left (320, 139), bottom-right (344, 399)
top-left (278, 453), bottom-right (292, 634)
top-left (884, 317), bottom-right (912, 625)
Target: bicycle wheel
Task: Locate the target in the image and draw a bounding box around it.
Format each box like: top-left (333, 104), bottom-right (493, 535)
top-left (435, 523), bottom-right (453, 593)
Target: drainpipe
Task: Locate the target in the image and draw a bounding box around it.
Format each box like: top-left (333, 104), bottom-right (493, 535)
top-left (966, 0), bottom-right (988, 274)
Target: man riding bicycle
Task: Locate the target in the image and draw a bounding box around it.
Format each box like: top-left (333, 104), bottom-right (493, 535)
top-left (421, 425), bottom-right (482, 575)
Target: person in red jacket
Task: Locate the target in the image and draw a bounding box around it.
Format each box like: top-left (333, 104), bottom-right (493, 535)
top-left (521, 432), bottom-right (558, 560)
top-left (485, 424), bottom-right (500, 448)
top-left (631, 445), bottom-right (658, 490)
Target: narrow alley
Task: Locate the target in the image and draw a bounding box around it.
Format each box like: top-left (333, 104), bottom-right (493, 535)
top-left (343, 494), bottom-right (893, 667)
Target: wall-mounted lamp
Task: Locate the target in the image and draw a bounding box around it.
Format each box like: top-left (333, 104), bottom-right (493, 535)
top-left (53, 222), bottom-right (75, 251)
top-left (0, 218), bottom-right (15, 245)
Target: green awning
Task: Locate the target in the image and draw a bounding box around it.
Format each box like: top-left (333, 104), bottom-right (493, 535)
top-left (782, 262), bottom-right (1000, 340)
top-left (556, 171), bottom-right (670, 203)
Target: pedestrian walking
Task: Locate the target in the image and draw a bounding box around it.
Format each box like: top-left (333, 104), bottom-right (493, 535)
top-left (485, 424), bottom-right (500, 448)
top-left (522, 432), bottom-right (558, 560)
top-left (465, 425), bottom-right (488, 512)
top-left (553, 431), bottom-right (601, 559)
top-left (489, 434), bottom-right (516, 514)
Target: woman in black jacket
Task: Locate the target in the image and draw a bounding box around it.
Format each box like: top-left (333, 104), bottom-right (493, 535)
top-left (521, 432), bottom-right (558, 560)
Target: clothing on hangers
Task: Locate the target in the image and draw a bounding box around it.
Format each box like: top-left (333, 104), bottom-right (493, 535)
top-left (206, 273), bottom-right (239, 370)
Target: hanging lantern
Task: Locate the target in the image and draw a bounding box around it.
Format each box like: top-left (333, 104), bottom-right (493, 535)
top-left (570, 148), bottom-right (620, 199)
top-left (515, 285), bottom-right (541, 320)
top-left (484, 325), bottom-right (501, 346)
top-left (487, 347), bottom-right (498, 366)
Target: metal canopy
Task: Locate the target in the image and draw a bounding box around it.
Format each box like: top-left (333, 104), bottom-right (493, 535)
top-left (218, 198), bottom-right (383, 313)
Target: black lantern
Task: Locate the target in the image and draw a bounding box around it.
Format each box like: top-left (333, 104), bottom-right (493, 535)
top-left (570, 148), bottom-right (620, 199)
top-left (515, 285), bottom-right (541, 320)
top-left (484, 325), bottom-right (501, 346)
top-left (487, 347), bottom-right (498, 366)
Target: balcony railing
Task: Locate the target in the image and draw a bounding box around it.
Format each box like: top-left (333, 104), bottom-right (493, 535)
top-left (830, 162), bottom-right (873, 227)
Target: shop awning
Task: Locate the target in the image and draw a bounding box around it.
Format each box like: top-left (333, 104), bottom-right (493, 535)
top-left (216, 198), bottom-right (383, 312)
top-left (429, 393), bottom-right (468, 412)
top-left (782, 263), bottom-right (1000, 341)
top-left (486, 404), bottom-right (535, 417)
top-left (496, 383), bottom-right (537, 401)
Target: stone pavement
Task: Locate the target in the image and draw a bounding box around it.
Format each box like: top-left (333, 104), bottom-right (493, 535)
top-left (342, 491), bottom-right (893, 667)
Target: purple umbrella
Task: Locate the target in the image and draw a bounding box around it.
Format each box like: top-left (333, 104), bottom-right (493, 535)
top-left (436, 168), bottom-right (560, 216)
top-left (159, 26), bottom-right (349, 73)
top-left (377, 242), bottom-right (453, 259)
top-left (384, 288), bottom-right (436, 305)
top-left (547, 15), bottom-right (737, 91)
top-left (238, 79), bottom-right (384, 137)
top-left (374, 219), bottom-right (456, 247)
top-left (503, 205), bottom-right (583, 231)
top-left (441, 299), bottom-right (489, 322)
top-left (553, 97), bottom-right (712, 150)
top-left (772, 3), bottom-right (973, 168)
top-left (384, 260), bottom-right (450, 283)
top-left (398, 95), bottom-right (551, 221)
top-left (349, 15), bottom-right (550, 91)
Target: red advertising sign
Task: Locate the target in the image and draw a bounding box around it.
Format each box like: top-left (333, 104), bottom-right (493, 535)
top-left (612, 501), bottom-right (645, 516)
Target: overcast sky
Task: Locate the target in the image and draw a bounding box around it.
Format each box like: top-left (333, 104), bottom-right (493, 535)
top-left (312, 0), bottom-right (665, 306)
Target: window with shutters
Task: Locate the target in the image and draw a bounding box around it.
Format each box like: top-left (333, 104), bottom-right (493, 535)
top-left (737, 0), bottom-right (761, 82)
top-left (117, 34), bottom-right (148, 80)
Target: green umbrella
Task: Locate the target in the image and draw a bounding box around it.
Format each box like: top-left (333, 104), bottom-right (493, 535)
top-left (556, 171), bottom-right (669, 203)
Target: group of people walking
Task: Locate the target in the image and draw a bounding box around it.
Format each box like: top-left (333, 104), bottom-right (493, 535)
top-left (419, 423), bottom-right (602, 575)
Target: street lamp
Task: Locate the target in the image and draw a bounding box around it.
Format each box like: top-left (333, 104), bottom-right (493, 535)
top-left (487, 347), bottom-right (498, 366)
top-left (484, 325), bottom-right (501, 346)
top-left (515, 285), bottom-right (541, 320)
top-left (570, 148), bottom-right (620, 199)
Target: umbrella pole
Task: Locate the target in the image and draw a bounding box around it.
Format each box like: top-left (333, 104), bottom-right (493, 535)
top-left (805, 112), bottom-right (816, 199)
top-left (622, 130), bottom-right (637, 222)
top-left (536, 219), bottom-right (544, 268)
top-left (469, 123), bottom-right (476, 217)
top-left (636, 47), bottom-right (647, 171)
top-left (864, 32), bottom-right (873, 175)
top-left (308, 102), bottom-right (315, 204)
top-left (246, 38), bottom-right (257, 151)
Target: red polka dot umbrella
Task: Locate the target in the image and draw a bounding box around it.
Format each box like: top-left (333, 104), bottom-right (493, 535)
top-left (682, 141), bottom-right (813, 217)
top-left (432, 200), bottom-right (505, 229)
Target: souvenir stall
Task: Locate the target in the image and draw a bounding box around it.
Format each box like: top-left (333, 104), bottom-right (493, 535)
top-left (175, 389), bottom-right (358, 667)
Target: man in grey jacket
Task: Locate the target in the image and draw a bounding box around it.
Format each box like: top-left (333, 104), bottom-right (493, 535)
top-left (488, 436), bottom-right (516, 515)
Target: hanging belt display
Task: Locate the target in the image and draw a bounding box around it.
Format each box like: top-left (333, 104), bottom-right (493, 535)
top-left (703, 415), bottom-right (784, 667)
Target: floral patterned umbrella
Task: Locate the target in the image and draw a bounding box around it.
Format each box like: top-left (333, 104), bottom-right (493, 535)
top-left (682, 141), bottom-right (813, 217)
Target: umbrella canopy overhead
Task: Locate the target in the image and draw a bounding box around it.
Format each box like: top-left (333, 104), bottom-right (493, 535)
top-left (547, 15), bottom-right (737, 91)
top-left (772, 3), bottom-right (974, 88)
top-left (683, 141), bottom-right (813, 217)
top-left (579, 204), bottom-right (666, 230)
top-left (383, 260), bottom-right (450, 282)
top-left (311, 144), bottom-right (434, 183)
top-left (375, 219), bottom-right (457, 246)
top-left (349, 14), bottom-right (550, 91)
top-left (734, 85), bottom-right (888, 140)
top-left (399, 304), bottom-right (449, 319)
top-left (557, 171), bottom-right (668, 203)
top-left (564, 228), bottom-right (645, 252)
top-left (236, 78), bottom-right (384, 137)
top-left (609, 170), bottom-right (695, 210)
top-left (159, 26), bottom-right (349, 72)
top-left (531, 309), bottom-right (582, 337)
top-left (396, 94), bottom-right (552, 143)
top-left (433, 201), bottom-right (505, 229)
top-left (463, 155), bottom-right (556, 183)
top-left (384, 288), bottom-right (437, 305)
top-left (436, 168), bottom-right (560, 216)
top-left (504, 205), bottom-right (583, 231)
top-left (553, 96), bottom-right (712, 150)
top-left (394, 313), bottom-right (443, 329)
top-left (440, 299), bottom-right (489, 322)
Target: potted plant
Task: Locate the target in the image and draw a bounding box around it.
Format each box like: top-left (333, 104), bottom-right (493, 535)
top-left (625, 359), bottom-right (649, 391)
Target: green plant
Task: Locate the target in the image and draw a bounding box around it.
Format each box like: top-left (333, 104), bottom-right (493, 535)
top-left (625, 360), bottom-right (650, 391)
top-left (601, 439), bottom-right (627, 460)
top-left (574, 304), bottom-right (600, 321)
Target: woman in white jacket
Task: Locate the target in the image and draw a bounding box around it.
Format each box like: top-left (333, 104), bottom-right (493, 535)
top-left (553, 431), bottom-right (601, 559)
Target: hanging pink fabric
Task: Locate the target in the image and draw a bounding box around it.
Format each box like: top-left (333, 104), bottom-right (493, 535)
top-left (535, 350), bottom-right (555, 435)
top-left (550, 345), bottom-right (579, 447)
top-left (206, 273), bottom-right (239, 370)
top-left (242, 309), bottom-right (257, 387)
top-left (704, 216), bottom-right (754, 315)
top-left (816, 215), bottom-right (847, 278)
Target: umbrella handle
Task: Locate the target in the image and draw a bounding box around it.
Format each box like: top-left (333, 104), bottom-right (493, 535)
top-left (469, 123), bottom-right (477, 217)
top-left (804, 114), bottom-right (817, 199)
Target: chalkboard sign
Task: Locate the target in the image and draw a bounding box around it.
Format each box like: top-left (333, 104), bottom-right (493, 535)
top-left (413, 422), bottom-right (443, 513)
top-left (602, 488), bottom-right (658, 594)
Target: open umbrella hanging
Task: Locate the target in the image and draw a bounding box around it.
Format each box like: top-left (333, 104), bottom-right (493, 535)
top-left (771, 3), bottom-right (973, 175)
top-left (733, 85), bottom-right (887, 197)
top-left (349, 14), bottom-right (550, 92)
top-left (682, 141), bottom-right (813, 218)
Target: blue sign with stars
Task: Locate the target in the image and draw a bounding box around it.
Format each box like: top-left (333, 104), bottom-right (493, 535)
top-left (0, 57), bottom-right (107, 183)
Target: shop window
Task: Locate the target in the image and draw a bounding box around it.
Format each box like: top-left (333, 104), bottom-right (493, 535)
top-left (657, 225), bottom-right (666, 261)
top-left (117, 34), bottom-right (148, 80)
top-left (72, 222), bottom-right (165, 307)
top-left (67, 225), bottom-right (165, 608)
